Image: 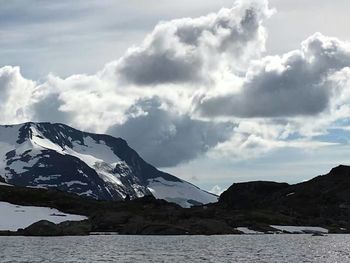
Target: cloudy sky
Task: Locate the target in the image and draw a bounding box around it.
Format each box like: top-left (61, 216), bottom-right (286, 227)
top-left (1, 0), bottom-right (350, 194)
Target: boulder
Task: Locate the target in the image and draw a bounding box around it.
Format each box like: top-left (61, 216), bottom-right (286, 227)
top-left (20, 220), bottom-right (91, 236)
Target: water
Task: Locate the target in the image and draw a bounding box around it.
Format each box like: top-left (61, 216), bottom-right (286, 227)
top-left (1, 235), bottom-right (350, 262)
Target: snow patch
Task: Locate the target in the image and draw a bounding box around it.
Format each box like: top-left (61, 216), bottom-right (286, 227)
top-left (147, 177), bottom-right (218, 208)
top-left (31, 126), bottom-right (63, 152)
top-left (61, 181), bottom-right (88, 187)
top-left (0, 201), bottom-right (87, 231)
top-left (71, 136), bottom-right (121, 165)
top-left (34, 175), bottom-right (61, 182)
top-left (0, 182), bottom-right (12, 187)
top-left (93, 162), bottom-right (123, 186)
top-left (270, 225), bottom-right (329, 234)
top-left (79, 190), bottom-right (96, 198)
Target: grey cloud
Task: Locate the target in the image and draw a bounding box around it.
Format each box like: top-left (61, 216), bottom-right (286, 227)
top-left (116, 1), bottom-right (271, 86)
top-left (197, 33), bottom-right (350, 118)
top-left (117, 49), bottom-right (203, 85)
top-left (30, 93), bottom-right (71, 124)
top-left (0, 68), bottom-right (14, 104)
top-left (108, 97), bottom-right (234, 167)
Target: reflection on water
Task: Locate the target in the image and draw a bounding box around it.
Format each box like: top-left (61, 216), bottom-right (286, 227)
top-left (1, 234), bottom-right (350, 263)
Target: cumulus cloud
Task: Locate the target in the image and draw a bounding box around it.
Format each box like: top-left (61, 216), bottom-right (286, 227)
top-left (1, 0), bottom-right (350, 169)
top-left (0, 66), bottom-right (35, 124)
top-left (115, 0), bottom-right (272, 86)
top-left (23, 0), bottom-right (272, 131)
top-left (108, 97), bottom-right (234, 167)
top-left (197, 33), bottom-right (350, 118)
top-left (28, 73), bottom-right (133, 133)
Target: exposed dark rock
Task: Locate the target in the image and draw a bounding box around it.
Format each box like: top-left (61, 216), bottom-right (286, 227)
top-left (20, 220), bottom-right (61, 236)
top-left (20, 220), bottom-right (91, 236)
top-left (1, 165), bottom-right (350, 235)
top-left (219, 181), bottom-right (290, 209)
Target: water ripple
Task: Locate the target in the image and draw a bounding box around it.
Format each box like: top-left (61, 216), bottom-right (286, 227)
top-left (1, 235), bottom-right (350, 262)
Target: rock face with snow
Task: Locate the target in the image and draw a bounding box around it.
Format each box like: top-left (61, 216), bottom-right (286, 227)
top-left (0, 122), bottom-right (217, 207)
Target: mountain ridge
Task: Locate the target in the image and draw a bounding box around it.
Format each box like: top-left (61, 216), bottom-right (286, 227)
top-left (0, 122), bottom-right (217, 207)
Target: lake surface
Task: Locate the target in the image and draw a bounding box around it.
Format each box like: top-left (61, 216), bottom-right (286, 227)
top-left (1, 234), bottom-right (350, 262)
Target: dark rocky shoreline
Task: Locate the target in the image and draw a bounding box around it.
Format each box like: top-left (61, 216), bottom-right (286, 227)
top-left (1, 165), bottom-right (350, 236)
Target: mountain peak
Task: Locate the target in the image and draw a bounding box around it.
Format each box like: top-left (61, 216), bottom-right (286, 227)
top-left (0, 122), bottom-right (217, 207)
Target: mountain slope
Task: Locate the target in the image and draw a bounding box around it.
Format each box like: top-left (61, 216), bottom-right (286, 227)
top-left (0, 122), bottom-right (217, 207)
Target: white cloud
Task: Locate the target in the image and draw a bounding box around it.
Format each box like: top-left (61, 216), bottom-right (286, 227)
top-left (0, 0), bottom-right (350, 169)
top-left (28, 73), bottom-right (132, 132)
top-left (114, 0), bottom-right (273, 86)
top-left (0, 66), bottom-right (35, 124)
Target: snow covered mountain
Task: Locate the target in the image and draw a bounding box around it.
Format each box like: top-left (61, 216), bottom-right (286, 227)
top-left (0, 122), bottom-right (217, 207)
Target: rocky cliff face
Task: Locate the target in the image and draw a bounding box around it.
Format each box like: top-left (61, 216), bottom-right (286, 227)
top-left (0, 122), bottom-right (217, 207)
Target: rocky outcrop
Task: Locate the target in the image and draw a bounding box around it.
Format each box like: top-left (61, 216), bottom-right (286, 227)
top-left (219, 181), bottom-right (289, 209)
top-left (218, 165), bottom-right (350, 230)
top-left (19, 220), bottom-right (91, 236)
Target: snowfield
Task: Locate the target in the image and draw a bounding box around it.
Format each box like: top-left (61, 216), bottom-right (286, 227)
top-left (0, 202), bottom-right (88, 231)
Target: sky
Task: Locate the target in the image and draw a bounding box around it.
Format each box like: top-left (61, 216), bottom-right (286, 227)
top-left (1, 0), bottom-right (350, 194)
